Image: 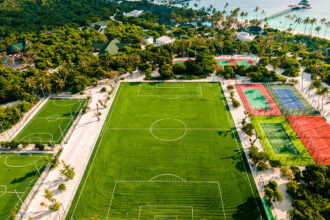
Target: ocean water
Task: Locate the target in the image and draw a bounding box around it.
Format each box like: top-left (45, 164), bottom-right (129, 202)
top-left (184, 0), bottom-right (330, 38)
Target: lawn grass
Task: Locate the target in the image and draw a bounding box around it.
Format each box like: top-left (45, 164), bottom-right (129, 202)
top-left (265, 84), bottom-right (319, 116)
top-left (251, 116), bottom-right (314, 165)
top-left (14, 98), bottom-right (86, 144)
top-left (67, 82), bottom-right (266, 220)
top-left (0, 153), bottom-right (51, 219)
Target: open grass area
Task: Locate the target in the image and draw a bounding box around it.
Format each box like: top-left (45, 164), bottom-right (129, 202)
top-left (265, 84), bottom-right (319, 116)
top-left (67, 82), bottom-right (266, 220)
top-left (0, 153), bottom-right (51, 219)
top-left (251, 116), bottom-right (314, 165)
top-left (14, 98), bottom-right (86, 144)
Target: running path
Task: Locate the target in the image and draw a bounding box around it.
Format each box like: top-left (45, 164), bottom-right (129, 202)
top-left (20, 80), bottom-right (119, 220)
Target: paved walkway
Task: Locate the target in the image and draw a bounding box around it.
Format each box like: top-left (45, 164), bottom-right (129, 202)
top-left (20, 80), bottom-right (118, 220)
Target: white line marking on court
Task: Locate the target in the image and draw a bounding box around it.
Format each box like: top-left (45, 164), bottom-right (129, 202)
top-left (149, 174), bottom-right (186, 182)
top-left (217, 82), bottom-right (263, 219)
top-left (154, 215), bottom-right (178, 219)
top-left (4, 156), bottom-right (43, 168)
top-left (70, 85), bottom-right (123, 219)
top-left (138, 84), bottom-right (141, 96)
top-left (199, 83), bottom-right (202, 96)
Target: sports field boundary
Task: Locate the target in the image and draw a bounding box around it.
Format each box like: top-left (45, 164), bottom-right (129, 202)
top-left (286, 116), bottom-right (330, 165)
top-left (251, 116), bottom-right (314, 165)
top-left (0, 98), bottom-right (47, 143)
top-left (265, 84), bottom-right (319, 116)
top-left (235, 84), bottom-right (281, 116)
top-left (13, 98), bottom-right (86, 144)
top-left (65, 82), bottom-right (122, 219)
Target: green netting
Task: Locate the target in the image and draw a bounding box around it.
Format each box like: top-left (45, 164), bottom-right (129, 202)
top-left (244, 89), bottom-right (271, 109)
top-left (237, 60), bottom-right (250, 68)
top-left (262, 198), bottom-right (275, 220)
top-left (261, 123), bottom-right (299, 155)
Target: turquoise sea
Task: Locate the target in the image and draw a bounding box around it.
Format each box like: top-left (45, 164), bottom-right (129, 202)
top-left (183, 0), bottom-right (330, 38)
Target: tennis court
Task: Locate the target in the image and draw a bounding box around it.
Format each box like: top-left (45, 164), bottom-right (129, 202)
top-left (237, 60), bottom-right (251, 68)
top-left (273, 89), bottom-right (306, 109)
top-left (235, 84), bottom-right (281, 116)
top-left (286, 116), bottom-right (330, 164)
top-left (217, 60), bottom-right (230, 67)
top-left (260, 123), bottom-right (299, 155)
top-left (244, 89), bottom-right (271, 109)
top-left (251, 116), bottom-right (313, 165)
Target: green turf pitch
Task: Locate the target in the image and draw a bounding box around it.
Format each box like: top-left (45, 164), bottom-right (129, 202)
top-left (217, 60), bottom-right (230, 67)
top-left (244, 89), bottom-right (271, 109)
top-left (251, 116), bottom-right (314, 165)
top-left (67, 82), bottom-right (266, 220)
top-left (15, 98), bottom-right (86, 144)
top-left (0, 153), bottom-right (51, 219)
top-left (236, 60), bottom-right (250, 68)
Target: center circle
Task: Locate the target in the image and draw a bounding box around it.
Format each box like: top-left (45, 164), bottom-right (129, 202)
top-left (47, 114), bottom-right (60, 122)
top-left (150, 118), bottom-right (187, 141)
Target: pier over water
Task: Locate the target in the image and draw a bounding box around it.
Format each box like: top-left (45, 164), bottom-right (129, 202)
top-left (262, 1), bottom-right (311, 21)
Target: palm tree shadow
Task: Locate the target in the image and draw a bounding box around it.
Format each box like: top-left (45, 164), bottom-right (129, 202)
top-left (10, 170), bottom-right (36, 184)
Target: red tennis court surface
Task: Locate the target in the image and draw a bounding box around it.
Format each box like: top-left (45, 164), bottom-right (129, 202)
top-left (235, 84), bottom-right (282, 116)
top-left (286, 116), bottom-right (330, 165)
top-left (172, 58), bottom-right (196, 65)
top-left (216, 59), bottom-right (253, 67)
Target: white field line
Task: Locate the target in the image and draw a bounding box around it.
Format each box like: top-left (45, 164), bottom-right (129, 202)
top-left (13, 99), bottom-right (50, 140)
top-left (156, 83), bottom-right (184, 88)
top-left (199, 83), bottom-right (202, 96)
top-left (217, 182), bottom-right (226, 220)
top-left (106, 128), bottom-right (229, 131)
top-left (69, 84), bottom-right (123, 219)
top-left (139, 205), bottom-right (193, 220)
top-left (107, 180), bottom-right (224, 219)
top-left (217, 82), bottom-right (263, 219)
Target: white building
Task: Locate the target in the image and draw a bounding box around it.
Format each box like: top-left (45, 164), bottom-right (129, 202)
top-left (123, 10), bottom-right (144, 17)
top-left (144, 36), bottom-right (154, 45)
top-left (236, 32), bottom-right (255, 42)
top-left (155, 36), bottom-right (175, 45)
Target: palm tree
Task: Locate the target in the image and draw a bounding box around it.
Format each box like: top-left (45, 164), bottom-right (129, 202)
top-left (308, 18), bottom-right (317, 36)
top-left (315, 26), bottom-right (321, 37)
top-left (324, 21), bottom-right (330, 38)
top-left (293, 17), bottom-right (302, 32)
top-left (254, 7), bottom-right (259, 20)
top-left (283, 15), bottom-right (291, 30)
top-left (303, 17), bottom-right (310, 34)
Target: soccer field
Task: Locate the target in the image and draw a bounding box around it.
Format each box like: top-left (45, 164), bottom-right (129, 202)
top-left (0, 153), bottom-right (50, 219)
top-left (67, 82), bottom-right (266, 220)
top-left (15, 98), bottom-right (86, 144)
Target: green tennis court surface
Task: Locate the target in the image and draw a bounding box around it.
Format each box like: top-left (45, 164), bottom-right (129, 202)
top-left (15, 98), bottom-right (86, 144)
top-left (261, 123), bottom-right (298, 155)
top-left (244, 89), bottom-right (271, 109)
top-left (251, 116), bottom-right (313, 165)
top-left (218, 60), bottom-right (230, 67)
top-left (0, 153), bottom-right (51, 219)
top-left (67, 82), bottom-right (266, 220)
top-left (237, 60), bottom-right (250, 68)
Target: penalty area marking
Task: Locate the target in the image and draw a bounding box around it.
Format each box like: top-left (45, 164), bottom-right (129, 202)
top-left (52, 99), bottom-right (81, 107)
top-left (106, 179), bottom-right (226, 220)
top-left (150, 118), bottom-right (187, 142)
top-left (4, 156), bottom-right (43, 168)
top-left (19, 132), bottom-right (54, 142)
top-left (139, 205), bottom-right (193, 220)
top-left (0, 185), bottom-right (24, 198)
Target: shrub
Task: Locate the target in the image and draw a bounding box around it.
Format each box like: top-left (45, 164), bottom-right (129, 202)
top-left (58, 183), bottom-right (66, 192)
top-left (264, 180), bottom-right (283, 205)
top-left (100, 87), bottom-right (106, 93)
top-left (35, 143), bottom-right (45, 150)
top-left (242, 123), bottom-right (254, 136)
top-left (280, 167), bottom-right (293, 179)
top-left (232, 99), bottom-right (240, 108)
top-left (269, 159), bottom-right (282, 168)
top-left (257, 161), bottom-right (269, 171)
top-left (49, 201), bottom-right (61, 211)
top-left (227, 85), bottom-right (234, 90)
